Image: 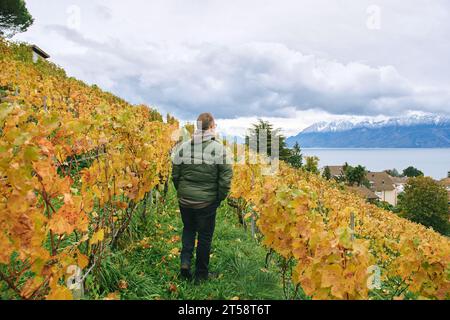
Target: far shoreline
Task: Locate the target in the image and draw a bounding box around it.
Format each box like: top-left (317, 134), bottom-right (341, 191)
top-left (301, 147), bottom-right (450, 150)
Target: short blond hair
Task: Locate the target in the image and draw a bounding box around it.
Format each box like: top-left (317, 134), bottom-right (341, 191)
top-left (197, 112), bottom-right (215, 131)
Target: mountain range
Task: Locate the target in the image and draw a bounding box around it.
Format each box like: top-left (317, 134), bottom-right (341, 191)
top-left (286, 114), bottom-right (450, 148)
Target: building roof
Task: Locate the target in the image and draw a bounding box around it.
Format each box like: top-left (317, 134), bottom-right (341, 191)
top-left (348, 185), bottom-right (378, 200)
top-left (31, 45), bottom-right (50, 59)
top-left (439, 178), bottom-right (450, 186)
top-left (391, 176), bottom-right (409, 184)
top-left (325, 165), bottom-right (345, 177)
top-left (367, 171), bottom-right (395, 191)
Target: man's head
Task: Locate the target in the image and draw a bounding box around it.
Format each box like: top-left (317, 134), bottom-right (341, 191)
top-left (196, 112), bottom-right (215, 131)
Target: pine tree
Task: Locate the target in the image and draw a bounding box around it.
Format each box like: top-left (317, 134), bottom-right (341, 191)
top-left (286, 142), bottom-right (303, 169)
top-left (0, 0), bottom-right (34, 38)
top-left (245, 119), bottom-right (291, 161)
top-left (304, 156), bottom-right (320, 174)
top-left (323, 166), bottom-right (331, 180)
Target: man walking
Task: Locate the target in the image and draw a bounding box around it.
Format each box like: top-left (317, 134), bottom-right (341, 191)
top-left (171, 113), bottom-right (233, 283)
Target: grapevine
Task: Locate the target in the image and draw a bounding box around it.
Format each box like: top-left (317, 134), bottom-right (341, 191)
top-left (230, 157), bottom-right (450, 299)
top-left (0, 40), bottom-right (178, 299)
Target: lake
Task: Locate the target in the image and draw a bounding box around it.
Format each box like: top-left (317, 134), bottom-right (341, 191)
top-left (301, 148), bottom-right (450, 180)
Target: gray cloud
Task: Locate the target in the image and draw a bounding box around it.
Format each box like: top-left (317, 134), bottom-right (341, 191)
top-left (42, 25), bottom-right (450, 119)
top-left (16, 0), bottom-right (450, 123)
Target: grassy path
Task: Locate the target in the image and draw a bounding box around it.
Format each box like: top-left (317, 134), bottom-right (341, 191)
top-left (89, 188), bottom-right (287, 300)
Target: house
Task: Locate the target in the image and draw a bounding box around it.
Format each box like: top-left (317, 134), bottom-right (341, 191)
top-left (31, 45), bottom-right (50, 63)
top-left (391, 176), bottom-right (409, 194)
top-left (347, 185), bottom-right (378, 203)
top-left (366, 172), bottom-right (397, 206)
top-left (323, 165), bottom-right (345, 179)
top-left (322, 165), bottom-right (399, 206)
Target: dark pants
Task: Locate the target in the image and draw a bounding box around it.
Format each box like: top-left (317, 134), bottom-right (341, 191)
top-left (180, 202), bottom-right (219, 276)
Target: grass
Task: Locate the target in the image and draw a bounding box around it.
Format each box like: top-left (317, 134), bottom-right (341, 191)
top-left (87, 186), bottom-right (287, 300)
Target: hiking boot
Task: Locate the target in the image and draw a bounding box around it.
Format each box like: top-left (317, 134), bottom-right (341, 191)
top-left (179, 264), bottom-right (192, 281)
top-left (194, 272), bottom-right (219, 285)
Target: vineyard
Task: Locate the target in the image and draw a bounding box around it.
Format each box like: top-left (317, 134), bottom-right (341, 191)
top-left (0, 39), bottom-right (178, 299)
top-left (231, 161), bottom-right (450, 299)
top-left (0, 39), bottom-right (449, 300)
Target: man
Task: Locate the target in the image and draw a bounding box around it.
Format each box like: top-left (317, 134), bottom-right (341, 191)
top-left (171, 113), bottom-right (233, 283)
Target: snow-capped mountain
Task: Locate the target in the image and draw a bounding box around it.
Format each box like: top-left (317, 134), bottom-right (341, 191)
top-left (287, 114), bottom-right (450, 148)
top-left (302, 114), bottom-right (450, 133)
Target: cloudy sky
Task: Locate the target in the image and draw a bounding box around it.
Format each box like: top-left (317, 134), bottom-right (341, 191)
top-left (14, 0), bottom-right (450, 137)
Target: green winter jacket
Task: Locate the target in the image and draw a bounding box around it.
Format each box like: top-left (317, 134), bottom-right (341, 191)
top-left (171, 133), bottom-right (233, 204)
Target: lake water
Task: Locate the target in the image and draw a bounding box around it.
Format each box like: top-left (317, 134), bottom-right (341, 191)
top-left (301, 148), bottom-right (450, 180)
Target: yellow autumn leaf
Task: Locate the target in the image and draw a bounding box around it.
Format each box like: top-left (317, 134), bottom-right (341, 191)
top-left (77, 253), bottom-right (89, 269)
top-left (115, 201), bottom-right (128, 209)
top-left (46, 285), bottom-right (73, 300)
top-left (104, 292), bottom-right (120, 300)
top-left (48, 214), bottom-right (74, 235)
top-left (21, 277), bottom-right (44, 299)
top-left (90, 229), bottom-right (105, 245)
top-left (321, 264), bottom-right (343, 288)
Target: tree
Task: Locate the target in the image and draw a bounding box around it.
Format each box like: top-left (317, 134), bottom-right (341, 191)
top-left (245, 119), bottom-right (291, 161)
top-left (345, 165), bottom-right (369, 187)
top-left (304, 156), bottom-right (319, 174)
top-left (375, 200), bottom-right (396, 212)
top-left (166, 113), bottom-right (178, 125)
top-left (322, 166), bottom-right (331, 180)
top-left (337, 163), bottom-right (369, 187)
top-left (0, 0), bottom-right (34, 38)
top-left (402, 166), bottom-right (424, 178)
top-left (385, 168), bottom-right (401, 177)
top-left (398, 176), bottom-right (449, 235)
top-left (286, 141), bottom-right (303, 169)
